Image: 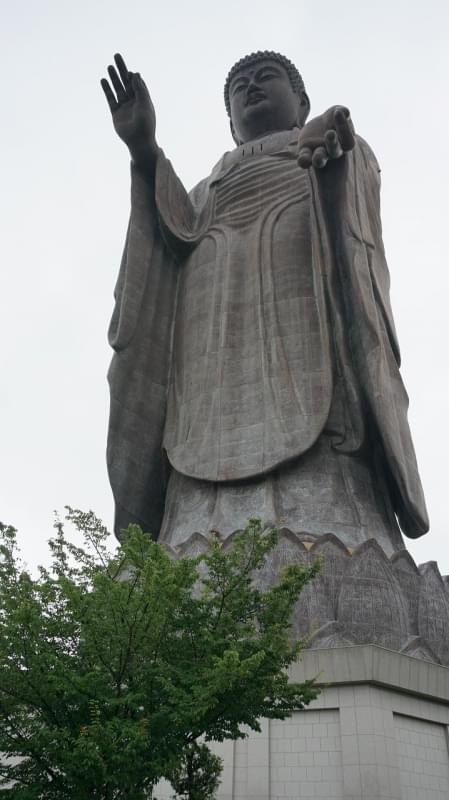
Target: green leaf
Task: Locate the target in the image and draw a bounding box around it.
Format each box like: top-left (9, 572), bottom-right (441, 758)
top-left (0, 514), bottom-right (320, 798)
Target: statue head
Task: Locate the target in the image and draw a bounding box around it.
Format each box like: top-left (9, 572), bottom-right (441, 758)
top-left (224, 51), bottom-right (310, 145)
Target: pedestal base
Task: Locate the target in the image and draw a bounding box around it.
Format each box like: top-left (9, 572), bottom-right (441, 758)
top-left (156, 645), bottom-right (449, 800)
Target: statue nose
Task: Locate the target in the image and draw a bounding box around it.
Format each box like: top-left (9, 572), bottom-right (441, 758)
top-left (246, 85), bottom-right (261, 102)
top-left (247, 77), bottom-right (260, 93)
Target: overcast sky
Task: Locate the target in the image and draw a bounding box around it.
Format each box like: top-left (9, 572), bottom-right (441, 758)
top-left (1, 0), bottom-right (448, 574)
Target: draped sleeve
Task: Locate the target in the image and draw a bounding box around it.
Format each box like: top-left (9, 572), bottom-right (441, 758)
top-left (107, 152), bottom-right (202, 540)
top-left (309, 136), bottom-right (429, 537)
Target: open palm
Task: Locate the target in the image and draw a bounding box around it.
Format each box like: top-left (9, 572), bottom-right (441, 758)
top-left (101, 53), bottom-right (156, 151)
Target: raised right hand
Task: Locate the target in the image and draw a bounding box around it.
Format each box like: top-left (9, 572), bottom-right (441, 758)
top-left (101, 53), bottom-right (157, 157)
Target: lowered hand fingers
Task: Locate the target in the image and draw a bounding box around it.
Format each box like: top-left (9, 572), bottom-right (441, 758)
top-left (325, 129), bottom-right (343, 159)
top-left (334, 107), bottom-right (355, 151)
top-left (298, 146), bottom-right (313, 168)
top-left (312, 146), bottom-right (329, 169)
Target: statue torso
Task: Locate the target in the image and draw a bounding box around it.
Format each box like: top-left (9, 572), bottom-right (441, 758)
top-left (163, 129), bottom-right (333, 481)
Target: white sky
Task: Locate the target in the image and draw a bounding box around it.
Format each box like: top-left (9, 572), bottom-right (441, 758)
top-left (1, 0), bottom-right (448, 574)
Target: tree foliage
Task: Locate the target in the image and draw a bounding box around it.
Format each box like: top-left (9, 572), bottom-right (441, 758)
top-left (0, 512), bottom-right (320, 799)
top-left (169, 743), bottom-right (222, 800)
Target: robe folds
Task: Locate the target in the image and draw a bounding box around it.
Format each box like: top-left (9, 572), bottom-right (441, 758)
top-left (107, 128), bottom-right (429, 542)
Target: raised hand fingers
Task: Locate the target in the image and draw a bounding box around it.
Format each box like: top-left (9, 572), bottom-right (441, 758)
top-left (114, 53), bottom-right (133, 94)
top-left (101, 54), bottom-right (135, 113)
top-left (334, 107), bottom-right (355, 152)
top-left (131, 72), bottom-right (150, 100)
top-left (101, 78), bottom-right (118, 112)
top-left (107, 64), bottom-right (127, 103)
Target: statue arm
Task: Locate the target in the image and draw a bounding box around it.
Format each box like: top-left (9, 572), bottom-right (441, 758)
top-left (299, 115), bottom-right (401, 366)
top-left (350, 136), bottom-right (401, 365)
top-left (103, 56), bottom-right (204, 540)
top-left (107, 154), bottom-right (179, 541)
top-left (307, 135), bottom-right (429, 537)
top-left (102, 53), bottom-right (210, 351)
top-left (108, 160), bottom-right (163, 352)
top-left (106, 149), bottom-right (208, 541)
top-left (316, 134), bottom-right (401, 366)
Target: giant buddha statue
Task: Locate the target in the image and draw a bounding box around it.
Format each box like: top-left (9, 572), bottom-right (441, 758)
top-left (101, 51), bottom-right (429, 557)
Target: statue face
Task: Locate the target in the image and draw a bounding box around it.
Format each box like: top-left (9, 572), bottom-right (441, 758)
top-left (229, 58), bottom-right (305, 144)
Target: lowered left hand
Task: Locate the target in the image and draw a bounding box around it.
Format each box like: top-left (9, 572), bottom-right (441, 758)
top-left (298, 106), bottom-right (355, 169)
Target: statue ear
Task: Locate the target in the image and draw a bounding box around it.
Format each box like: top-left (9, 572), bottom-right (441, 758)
top-left (230, 119), bottom-right (242, 146)
top-left (298, 91), bottom-right (311, 127)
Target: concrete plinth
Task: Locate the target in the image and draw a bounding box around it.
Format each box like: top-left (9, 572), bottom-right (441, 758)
top-left (156, 645), bottom-right (449, 800)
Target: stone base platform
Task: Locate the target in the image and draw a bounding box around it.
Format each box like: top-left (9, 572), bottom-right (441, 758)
top-left (171, 533), bottom-right (449, 666)
top-left (156, 645), bottom-right (449, 800)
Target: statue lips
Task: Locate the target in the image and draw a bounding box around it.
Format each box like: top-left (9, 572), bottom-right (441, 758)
top-left (245, 90), bottom-right (267, 107)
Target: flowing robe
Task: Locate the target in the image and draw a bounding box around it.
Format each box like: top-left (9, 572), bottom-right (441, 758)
top-left (107, 128), bottom-right (429, 548)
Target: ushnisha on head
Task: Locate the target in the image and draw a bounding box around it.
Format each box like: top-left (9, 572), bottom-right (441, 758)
top-left (224, 51), bottom-right (310, 145)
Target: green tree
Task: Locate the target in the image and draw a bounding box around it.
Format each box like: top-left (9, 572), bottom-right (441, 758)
top-left (0, 512), bottom-right (320, 799)
top-left (169, 743), bottom-right (222, 800)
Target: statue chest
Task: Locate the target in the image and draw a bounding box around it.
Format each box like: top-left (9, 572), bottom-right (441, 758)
top-left (212, 151), bottom-right (309, 230)
top-left (163, 152), bottom-right (333, 482)
top-left (177, 154), bottom-right (314, 342)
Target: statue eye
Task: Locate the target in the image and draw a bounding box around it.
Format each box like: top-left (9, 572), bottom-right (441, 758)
top-left (232, 82), bottom-right (248, 95)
